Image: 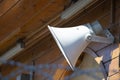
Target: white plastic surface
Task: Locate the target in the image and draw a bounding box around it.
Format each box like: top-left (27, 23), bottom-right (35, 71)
top-left (48, 25), bottom-right (92, 70)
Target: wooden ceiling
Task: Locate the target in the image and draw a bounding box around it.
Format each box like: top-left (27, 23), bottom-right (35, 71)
top-left (0, 0), bottom-right (99, 57)
top-left (0, 0), bottom-right (119, 77)
top-left (0, 0), bottom-right (70, 54)
top-left (0, 0), bottom-right (99, 75)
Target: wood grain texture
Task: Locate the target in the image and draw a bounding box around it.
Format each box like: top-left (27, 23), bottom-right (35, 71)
top-left (104, 57), bottom-right (119, 77)
top-left (97, 44), bottom-right (119, 62)
top-left (0, 0), bottom-right (119, 79)
top-left (0, 0), bottom-right (68, 55)
top-left (0, 0), bottom-right (20, 16)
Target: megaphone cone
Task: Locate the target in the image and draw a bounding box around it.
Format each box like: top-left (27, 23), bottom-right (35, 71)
top-left (48, 25), bottom-right (92, 70)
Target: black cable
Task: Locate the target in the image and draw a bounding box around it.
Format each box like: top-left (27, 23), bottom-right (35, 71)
top-left (118, 32), bottom-right (120, 69)
top-left (71, 0), bottom-right (78, 3)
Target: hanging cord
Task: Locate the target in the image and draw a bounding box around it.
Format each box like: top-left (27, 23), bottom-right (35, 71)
top-left (32, 60), bottom-right (35, 80)
top-left (71, 0), bottom-right (78, 3)
top-left (118, 17), bottom-right (120, 69)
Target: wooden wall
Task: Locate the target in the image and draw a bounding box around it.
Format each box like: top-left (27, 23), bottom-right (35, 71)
top-left (0, 0), bottom-right (120, 80)
top-left (33, 0), bottom-right (120, 79)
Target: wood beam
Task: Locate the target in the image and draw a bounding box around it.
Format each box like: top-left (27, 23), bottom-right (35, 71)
top-left (0, 0), bottom-right (68, 55)
top-left (0, 0), bottom-right (20, 16)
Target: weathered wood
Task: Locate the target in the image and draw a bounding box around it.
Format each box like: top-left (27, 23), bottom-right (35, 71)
top-left (1, 35), bottom-right (53, 75)
top-left (0, 0), bottom-right (119, 79)
top-left (0, 0), bottom-right (53, 54)
top-left (107, 72), bottom-right (120, 80)
top-left (0, 0), bottom-right (20, 16)
top-left (96, 44), bottom-right (119, 62)
top-left (104, 57), bottom-right (119, 77)
top-left (0, 0), bottom-right (68, 55)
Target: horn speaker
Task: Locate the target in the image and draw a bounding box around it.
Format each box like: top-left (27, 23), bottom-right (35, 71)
top-left (48, 21), bottom-right (114, 70)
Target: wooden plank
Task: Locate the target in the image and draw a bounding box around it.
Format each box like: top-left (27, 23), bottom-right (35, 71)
top-left (107, 72), bottom-right (120, 80)
top-left (0, 0), bottom-right (119, 79)
top-left (88, 43), bottom-right (109, 52)
top-left (26, 0), bottom-right (120, 50)
top-left (0, 0), bottom-right (68, 55)
top-left (104, 57), bottom-right (119, 77)
top-left (0, 28), bottom-right (20, 55)
top-left (0, 0), bottom-right (20, 16)
top-left (61, 0), bottom-right (110, 27)
top-left (96, 44), bottom-right (119, 62)
top-left (34, 48), bottom-right (64, 80)
top-left (0, 35), bottom-right (60, 75)
top-left (0, 0), bottom-right (52, 40)
top-left (0, 35), bottom-right (52, 75)
top-left (62, 0), bottom-right (119, 30)
top-left (35, 47), bottom-right (61, 64)
top-left (20, 0), bottom-right (67, 39)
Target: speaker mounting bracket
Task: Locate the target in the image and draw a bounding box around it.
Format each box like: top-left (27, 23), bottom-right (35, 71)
top-left (87, 29), bottom-right (114, 44)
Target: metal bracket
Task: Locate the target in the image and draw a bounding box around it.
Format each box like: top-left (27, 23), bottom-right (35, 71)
top-left (87, 29), bottom-right (114, 44)
top-left (104, 29), bottom-right (114, 41)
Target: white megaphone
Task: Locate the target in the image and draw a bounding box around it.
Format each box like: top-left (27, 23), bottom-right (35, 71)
top-left (48, 21), bottom-right (114, 70)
